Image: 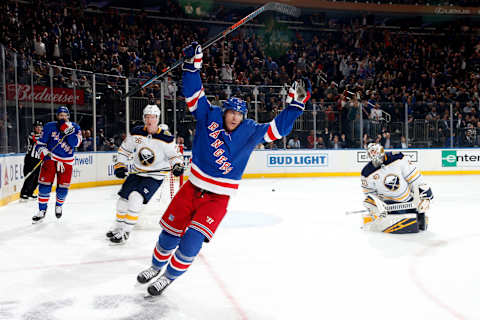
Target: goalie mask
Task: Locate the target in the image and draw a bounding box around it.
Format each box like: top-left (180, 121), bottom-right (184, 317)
top-left (367, 143), bottom-right (385, 167)
top-left (143, 104), bottom-right (160, 125)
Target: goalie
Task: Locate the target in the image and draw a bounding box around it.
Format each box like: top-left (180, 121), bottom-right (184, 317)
top-left (360, 143), bottom-right (433, 233)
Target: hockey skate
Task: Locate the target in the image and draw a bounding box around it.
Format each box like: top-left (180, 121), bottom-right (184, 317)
top-left (55, 206), bottom-right (63, 219)
top-left (146, 275), bottom-right (172, 298)
top-left (137, 266), bottom-right (161, 284)
top-left (20, 194), bottom-right (29, 202)
top-left (109, 231), bottom-right (130, 244)
top-left (32, 210), bottom-right (46, 224)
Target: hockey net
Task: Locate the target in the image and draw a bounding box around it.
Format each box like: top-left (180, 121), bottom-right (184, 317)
top-left (136, 144), bottom-right (189, 229)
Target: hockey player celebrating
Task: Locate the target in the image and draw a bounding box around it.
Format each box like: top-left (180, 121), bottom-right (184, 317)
top-left (136, 41), bottom-right (311, 297)
top-left (106, 104), bottom-right (184, 244)
top-left (20, 121), bottom-right (43, 201)
top-left (32, 106), bottom-right (82, 223)
top-left (360, 143), bottom-right (433, 233)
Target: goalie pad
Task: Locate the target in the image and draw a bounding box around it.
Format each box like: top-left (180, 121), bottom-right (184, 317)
top-left (362, 213), bottom-right (419, 234)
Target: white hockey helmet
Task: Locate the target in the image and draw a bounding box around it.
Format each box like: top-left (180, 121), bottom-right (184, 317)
top-left (367, 143), bottom-right (385, 167)
top-left (143, 104), bottom-right (160, 124)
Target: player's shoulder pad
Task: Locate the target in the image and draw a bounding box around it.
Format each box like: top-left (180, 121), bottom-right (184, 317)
top-left (154, 128), bottom-right (174, 143)
top-left (71, 122), bottom-right (81, 130)
top-left (384, 152), bottom-right (404, 165)
top-left (131, 126), bottom-right (147, 136)
top-left (44, 121), bottom-right (57, 129)
top-left (131, 126), bottom-right (174, 143)
top-left (361, 162), bottom-right (380, 177)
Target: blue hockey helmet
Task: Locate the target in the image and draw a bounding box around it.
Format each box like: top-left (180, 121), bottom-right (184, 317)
top-left (223, 97), bottom-right (248, 117)
top-left (56, 106), bottom-right (70, 116)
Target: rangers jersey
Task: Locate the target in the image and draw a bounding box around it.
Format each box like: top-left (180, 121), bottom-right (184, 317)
top-left (116, 126), bottom-right (182, 180)
top-left (36, 121), bottom-right (82, 165)
top-left (361, 152), bottom-right (425, 203)
top-left (183, 69), bottom-right (303, 196)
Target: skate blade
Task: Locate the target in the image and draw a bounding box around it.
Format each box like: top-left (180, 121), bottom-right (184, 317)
top-left (32, 219), bottom-right (45, 225)
top-left (109, 241), bottom-right (127, 246)
top-left (144, 293), bottom-right (162, 300)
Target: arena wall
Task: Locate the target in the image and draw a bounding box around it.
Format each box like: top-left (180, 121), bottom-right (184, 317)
top-left (1, 149), bottom-right (479, 206)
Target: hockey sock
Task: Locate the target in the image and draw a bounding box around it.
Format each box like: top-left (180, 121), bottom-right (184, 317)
top-left (114, 197), bottom-right (128, 229)
top-left (38, 183), bottom-right (52, 211)
top-left (55, 184), bottom-right (69, 207)
top-left (165, 228), bottom-right (204, 280)
top-left (123, 191), bottom-right (143, 232)
top-left (152, 230), bottom-right (180, 269)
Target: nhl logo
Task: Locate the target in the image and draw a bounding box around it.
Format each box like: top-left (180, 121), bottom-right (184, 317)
top-left (383, 174), bottom-right (400, 191)
top-left (138, 147), bottom-right (155, 166)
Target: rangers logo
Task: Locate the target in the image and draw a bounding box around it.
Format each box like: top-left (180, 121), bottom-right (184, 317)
top-left (383, 174), bottom-right (400, 191)
top-left (138, 147), bottom-right (155, 166)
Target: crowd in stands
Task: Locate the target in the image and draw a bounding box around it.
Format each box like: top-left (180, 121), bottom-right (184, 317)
top-left (1, 0), bottom-right (480, 151)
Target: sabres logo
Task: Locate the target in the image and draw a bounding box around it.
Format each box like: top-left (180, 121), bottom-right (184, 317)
top-left (138, 147), bottom-right (155, 166)
top-left (383, 174), bottom-right (400, 191)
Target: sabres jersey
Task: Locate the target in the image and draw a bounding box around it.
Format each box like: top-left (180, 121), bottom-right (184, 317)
top-left (183, 69), bottom-right (303, 196)
top-left (361, 152), bottom-right (425, 203)
top-left (36, 121), bottom-right (82, 165)
top-left (116, 126), bottom-right (182, 180)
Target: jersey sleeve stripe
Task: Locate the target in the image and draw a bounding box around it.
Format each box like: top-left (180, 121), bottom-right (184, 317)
top-left (263, 120), bottom-right (282, 142)
top-left (185, 87), bottom-right (205, 112)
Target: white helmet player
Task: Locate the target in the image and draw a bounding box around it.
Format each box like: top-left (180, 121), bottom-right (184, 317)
top-left (367, 143), bottom-right (385, 167)
top-left (143, 104), bottom-right (160, 124)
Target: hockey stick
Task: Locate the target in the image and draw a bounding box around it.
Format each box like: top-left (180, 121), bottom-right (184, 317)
top-left (129, 167), bottom-right (171, 175)
top-left (123, 2), bottom-right (301, 99)
top-left (23, 134), bottom-right (69, 181)
top-left (345, 202), bottom-right (417, 215)
top-left (319, 71), bottom-right (358, 101)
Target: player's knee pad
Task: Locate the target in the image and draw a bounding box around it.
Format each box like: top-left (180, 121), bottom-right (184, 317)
top-left (158, 230), bottom-right (181, 250)
top-left (127, 191), bottom-right (144, 214)
top-left (38, 183), bottom-right (52, 195)
top-left (56, 185), bottom-right (68, 198)
top-left (178, 228), bottom-right (205, 257)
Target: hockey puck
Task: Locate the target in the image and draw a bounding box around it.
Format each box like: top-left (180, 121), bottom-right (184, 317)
top-left (272, 189), bottom-right (275, 192)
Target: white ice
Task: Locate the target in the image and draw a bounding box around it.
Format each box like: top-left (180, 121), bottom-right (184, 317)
top-left (0, 175), bottom-right (479, 320)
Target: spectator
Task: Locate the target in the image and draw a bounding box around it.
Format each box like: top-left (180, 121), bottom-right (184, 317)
top-left (287, 136), bottom-right (301, 149)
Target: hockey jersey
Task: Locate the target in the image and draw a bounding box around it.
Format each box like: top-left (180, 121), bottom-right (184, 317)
top-left (25, 131), bottom-right (42, 159)
top-left (183, 69), bottom-right (303, 196)
top-left (361, 152), bottom-right (426, 203)
top-left (116, 126), bottom-right (182, 180)
top-left (36, 121), bottom-right (82, 165)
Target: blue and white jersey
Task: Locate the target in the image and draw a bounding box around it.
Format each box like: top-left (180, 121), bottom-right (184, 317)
top-left (361, 152), bottom-right (426, 203)
top-left (116, 126), bottom-right (183, 180)
top-left (36, 121), bottom-right (82, 165)
top-left (183, 70), bottom-right (302, 196)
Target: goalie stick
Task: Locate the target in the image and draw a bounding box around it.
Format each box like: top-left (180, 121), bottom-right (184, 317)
top-left (123, 2), bottom-right (301, 99)
top-left (345, 187), bottom-right (421, 215)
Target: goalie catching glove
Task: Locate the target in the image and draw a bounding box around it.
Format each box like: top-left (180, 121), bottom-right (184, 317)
top-left (182, 41), bottom-right (203, 72)
top-left (286, 77), bottom-right (311, 110)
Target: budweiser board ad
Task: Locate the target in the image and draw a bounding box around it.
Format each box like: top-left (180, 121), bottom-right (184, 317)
top-left (7, 84), bottom-right (85, 105)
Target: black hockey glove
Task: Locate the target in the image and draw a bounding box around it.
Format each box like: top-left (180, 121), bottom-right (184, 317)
top-left (114, 164), bottom-right (128, 179)
top-left (172, 163), bottom-right (184, 177)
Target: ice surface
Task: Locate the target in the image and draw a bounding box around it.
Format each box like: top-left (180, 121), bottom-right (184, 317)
top-left (0, 175), bottom-right (479, 320)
